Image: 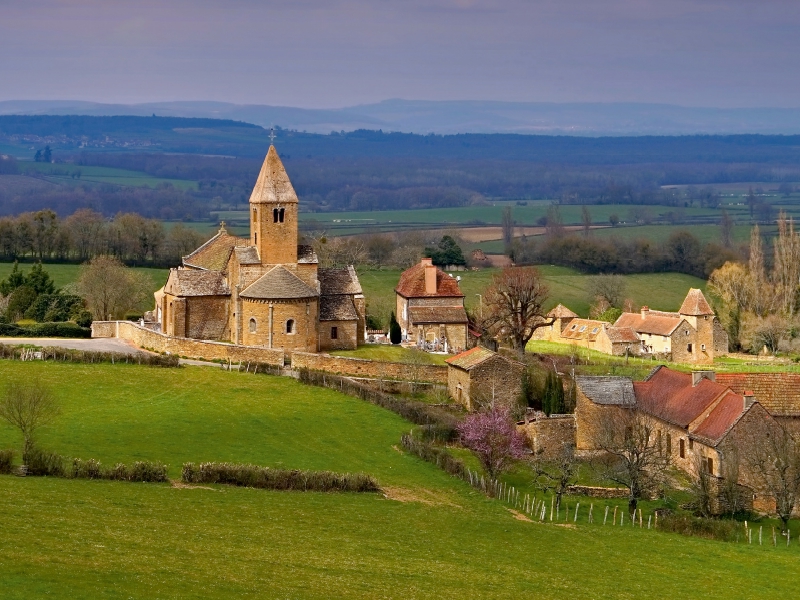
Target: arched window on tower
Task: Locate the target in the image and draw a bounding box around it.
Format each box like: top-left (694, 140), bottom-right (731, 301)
top-left (253, 208), bottom-right (257, 222)
top-left (279, 208), bottom-right (285, 223)
top-left (249, 318), bottom-right (257, 333)
top-left (273, 208), bottom-right (279, 223)
top-left (286, 319), bottom-right (295, 334)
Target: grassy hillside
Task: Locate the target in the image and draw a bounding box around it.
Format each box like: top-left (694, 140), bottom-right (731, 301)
top-left (0, 362), bottom-right (798, 599)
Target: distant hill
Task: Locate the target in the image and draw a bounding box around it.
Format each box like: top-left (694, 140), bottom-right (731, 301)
top-left (3, 99), bottom-right (800, 136)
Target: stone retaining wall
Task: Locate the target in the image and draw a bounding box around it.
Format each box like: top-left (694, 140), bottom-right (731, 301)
top-left (291, 351), bottom-right (448, 384)
top-left (566, 485), bottom-right (629, 499)
top-left (517, 413), bottom-right (576, 459)
top-left (91, 321), bottom-right (285, 366)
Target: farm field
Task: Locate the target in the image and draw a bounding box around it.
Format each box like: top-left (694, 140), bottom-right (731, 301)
top-left (0, 362), bottom-right (798, 599)
top-left (17, 161), bottom-right (198, 190)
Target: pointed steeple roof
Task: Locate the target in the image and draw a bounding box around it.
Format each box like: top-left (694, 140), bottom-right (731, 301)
top-left (679, 288), bottom-right (714, 316)
top-left (249, 145), bottom-right (298, 204)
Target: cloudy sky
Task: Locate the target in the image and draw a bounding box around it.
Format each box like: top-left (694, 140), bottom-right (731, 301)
top-left (2, 0), bottom-right (799, 108)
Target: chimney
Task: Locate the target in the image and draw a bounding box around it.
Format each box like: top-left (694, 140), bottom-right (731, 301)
top-left (640, 306), bottom-right (649, 319)
top-left (423, 259), bottom-right (437, 294)
top-left (692, 370), bottom-right (716, 387)
top-left (743, 390), bottom-right (755, 409)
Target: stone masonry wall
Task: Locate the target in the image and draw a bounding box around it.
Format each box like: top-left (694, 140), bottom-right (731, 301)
top-left (318, 320), bottom-right (358, 352)
top-left (291, 351), bottom-right (448, 384)
top-left (92, 321), bottom-right (285, 366)
top-left (518, 413), bottom-right (576, 459)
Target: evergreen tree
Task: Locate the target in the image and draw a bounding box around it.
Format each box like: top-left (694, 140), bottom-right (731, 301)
top-left (42, 145), bottom-right (52, 163)
top-left (34, 149), bottom-right (42, 162)
top-left (425, 235), bottom-right (466, 267)
top-left (389, 311), bottom-right (401, 345)
top-left (25, 262), bottom-right (55, 295)
top-left (0, 261), bottom-right (25, 296)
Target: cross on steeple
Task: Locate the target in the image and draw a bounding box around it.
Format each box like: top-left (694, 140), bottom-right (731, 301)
top-left (269, 128), bottom-right (276, 145)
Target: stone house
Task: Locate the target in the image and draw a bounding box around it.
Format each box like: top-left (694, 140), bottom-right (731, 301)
top-left (574, 367), bottom-right (782, 513)
top-left (445, 346), bottom-right (525, 411)
top-left (156, 145), bottom-right (365, 352)
top-left (395, 257), bottom-right (469, 352)
top-left (531, 289), bottom-right (727, 364)
top-left (716, 373), bottom-right (800, 436)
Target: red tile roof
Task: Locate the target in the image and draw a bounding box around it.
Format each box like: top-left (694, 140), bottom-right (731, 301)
top-left (691, 392), bottom-right (747, 445)
top-left (634, 368), bottom-right (727, 427)
top-left (560, 318), bottom-right (607, 341)
top-left (614, 311), bottom-right (683, 336)
top-left (679, 288), bottom-right (714, 316)
top-left (395, 262), bottom-right (464, 298)
top-left (716, 373), bottom-right (800, 417)
top-left (605, 326), bottom-right (641, 343)
top-left (409, 306), bottom-right (469, 324)
top-left (548, 304), bottom-right (579, 319)
top-left (446, 346), bottom-right (496, 370)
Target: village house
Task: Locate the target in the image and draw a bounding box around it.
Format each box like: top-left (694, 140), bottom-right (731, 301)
top-left (445, 346), bottom-right (524, 411)
top-left (573, 367), bottom-right (782, 512)
top-left (532, 289), bottom-right (728, 364)
top-left (395, 257), bottom-right (469, 352)
top-left (716, 372), bottom-right (800, 436)
top-left (154, 145), bottom-right (365, 352)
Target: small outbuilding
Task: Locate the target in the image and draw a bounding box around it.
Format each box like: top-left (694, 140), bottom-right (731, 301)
top-left (445, 346), bottom-right (525, 411)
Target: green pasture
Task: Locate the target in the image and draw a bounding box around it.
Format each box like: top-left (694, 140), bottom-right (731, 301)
top-left (0, 262), bottom-right (167, 294)
top-left (591, 223), bottom-right (752, 245)
top-left (331, 345), bottom-right (448, 365)
top-left (359, 266), bottom-right (707, 321)
top-left (1, 362), bottom-right (799, 598)
top-left (17, 162), bottom-right (198, 190)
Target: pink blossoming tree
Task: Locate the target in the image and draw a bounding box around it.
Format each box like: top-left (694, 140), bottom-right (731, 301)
top-left (457, 405), bottom-right (527, 478)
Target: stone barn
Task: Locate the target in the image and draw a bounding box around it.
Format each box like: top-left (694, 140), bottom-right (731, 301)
top-left (445, 346), bottom-right (525, 411)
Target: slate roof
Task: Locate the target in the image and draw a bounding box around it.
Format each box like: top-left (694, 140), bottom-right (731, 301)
top-left (319, 295), bottom-right (359, 321)
top-left (716, 373), bottom-right (800, 417)
top-left (234, 246), bottom-right (261, 265)
top-left (680, 288), bottom-right (714, 316)
top-left (548, 304), bottom-right (579, 319)
top-left (165, 269), bottom-right (230, 297)
top-left (183, 229), bottom-right (248, 272)
top-left (248, 145), bottom-right (299, 204)
top-left (409, 306), bottom-right (469, 324)
top-left (395, 263), bottom-right (464, 298)
top-left (319, 266), bottom-right (362, 296)
top-left (240, 266), bottom-right (318, 300)
top-left (605, 326), bottom-right (641, 343)
top-left (561, 319), bottom-right (607, 341)
top-left (446, 346), bottom-right (497, 370)
top-left (614, 311), bottom-right (684, 337)
top-left (576, 376), bottom-right (636, 406)
top-left (297, 245), bottom-right (318, 264)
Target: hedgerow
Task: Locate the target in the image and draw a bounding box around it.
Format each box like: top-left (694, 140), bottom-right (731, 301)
top-left (0, 322), bottom-right (91, 338)
top-left (0, 343), bottom-right (180, 367)
top-left (0, 449), bottom-right (14, 474)
top-left (181, 462), bottom-right (379, 492)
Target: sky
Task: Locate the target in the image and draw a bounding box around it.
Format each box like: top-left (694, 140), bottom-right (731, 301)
top-left (2, 0), bottom-right (799, 109)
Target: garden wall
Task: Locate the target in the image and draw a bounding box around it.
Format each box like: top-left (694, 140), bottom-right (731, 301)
top-left (91, 321), bottom-right (285, 366)
top-left (518, 413), bottom-right (576, 459)
top-left (291, 351), bottom-right (448, 384)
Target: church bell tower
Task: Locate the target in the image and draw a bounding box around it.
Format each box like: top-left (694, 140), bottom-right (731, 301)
top-left (249, 145), bottom-right (298, 265)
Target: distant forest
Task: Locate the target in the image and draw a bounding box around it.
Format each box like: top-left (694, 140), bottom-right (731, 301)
top-left (1, 115), bottom-right (800, 217)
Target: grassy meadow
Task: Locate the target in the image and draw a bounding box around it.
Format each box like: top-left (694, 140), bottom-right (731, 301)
top-left (17, 161), bottom-right (198, 190)
top-left (1, 361), bottom-right (799, 598)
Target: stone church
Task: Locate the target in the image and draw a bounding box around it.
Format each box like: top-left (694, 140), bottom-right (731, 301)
top-left (154, 146), bottom-right (366, 352)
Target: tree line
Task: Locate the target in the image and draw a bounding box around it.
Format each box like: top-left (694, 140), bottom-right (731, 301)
top-left (0, 209), bottom-right (207, 265)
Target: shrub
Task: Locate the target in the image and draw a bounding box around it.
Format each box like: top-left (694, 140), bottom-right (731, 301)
top-left (0, 343), bottom-right (180, 367)
top-left (0, 322), bottom-right (91, 338)
top-left (182, 462), bottom-right (379, 492)
top-left (0, 448), bottom-right (14, 474)
top-left (67, 458), bottom-right (169, 482)
top-left (658, 514), bottom-right (739, 542)
top-left (400, 434), bottom-right (469, 479)
top-left (25, 447), bottom-right (66, 477)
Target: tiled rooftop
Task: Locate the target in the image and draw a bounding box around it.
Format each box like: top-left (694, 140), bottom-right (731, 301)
top-left (409, 306), bottom-right (469, 324)
top-left (240, 266), bottom-right (318, 300)
top-left (395, 262), bottom-right (464, 298)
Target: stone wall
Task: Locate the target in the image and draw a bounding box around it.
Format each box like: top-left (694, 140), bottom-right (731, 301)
top-left (574, 388), bottom-right (629, 451)
top-left (566, 485), bottom-right (629, 499)
top-left (241, 298), bottom-right (317, 352)
top-left (319, 320), bottom-right (358, 352)
top-left (186, 296), bottom-right (230, 340)
top-left (518, 413), bottom-right (576, 458)
top-left (92, 321), bottom-right (285, 366)
top-left (291, 351), bottom-right (448, 384)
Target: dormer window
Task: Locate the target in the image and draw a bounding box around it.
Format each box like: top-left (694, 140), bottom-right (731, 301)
top-left (579, 326), bottom-right (587, 332)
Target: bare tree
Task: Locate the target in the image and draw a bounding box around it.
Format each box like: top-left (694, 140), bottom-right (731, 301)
top-left (719, 210), bottom-right (734, 248)
top-left (501, 206), bottom-right (515, 253)
top-left (76, 255), bottom-right (152, 320)
top-left (0, 381), bottom-right (59, 461)
top-left (717, 445), bottom-right (747, 516)
top-left (587, 274), bottom-right (627, 309)
top-left (592, 408), bottom-right (670, 516)
top-left (742, 419), bottom-right (800, 531)
top-left (482, 267), bottom-right (553, 355)
top-left (689, 455), bottom-right (714, 517)
top-left (581, 205), bottom-right (592, 238)
top-left (545, 203), bottom-right (565, 238)
top-left (772, 211), bottom-right (800, 316)
top-left (531, 442), bottom-right (578, 509)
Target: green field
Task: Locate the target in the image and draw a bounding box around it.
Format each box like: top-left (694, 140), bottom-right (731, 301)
top-left (1, 362), bottom-right (799, 598)
top-left (17, 162), bottom-right (198, 190)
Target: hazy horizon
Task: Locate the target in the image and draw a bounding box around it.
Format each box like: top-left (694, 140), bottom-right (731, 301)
top-left (2, 1), bottom-right (799, 110)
